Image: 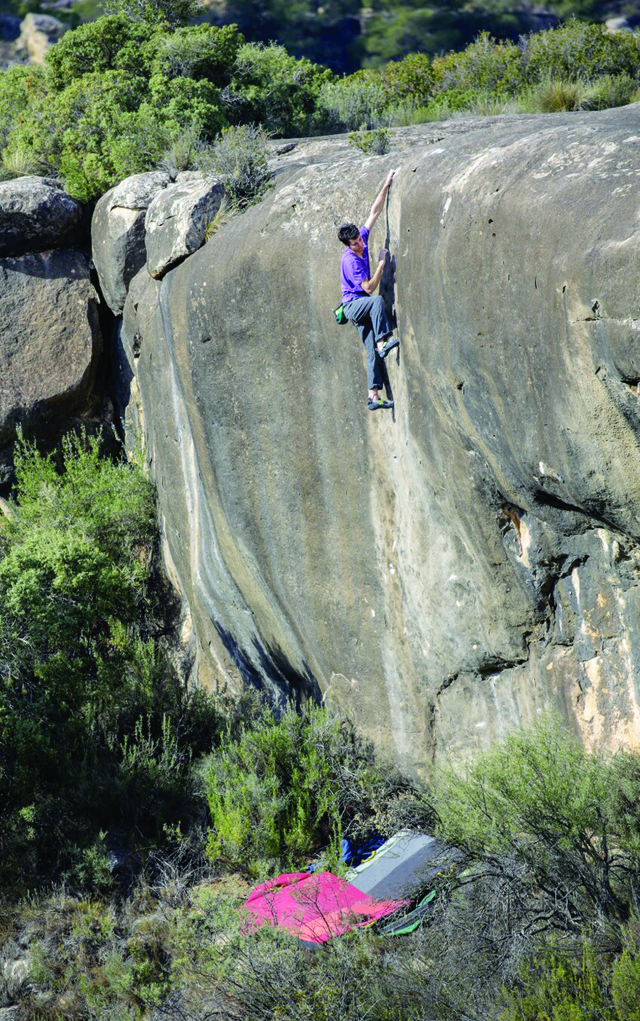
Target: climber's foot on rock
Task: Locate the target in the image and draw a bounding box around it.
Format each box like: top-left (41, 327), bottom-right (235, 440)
top-left (379, 338), bottom-right (400, 359)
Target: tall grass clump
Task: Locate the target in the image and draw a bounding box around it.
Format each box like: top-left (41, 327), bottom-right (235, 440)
top-left (527, 77), bottom-right (589, 112)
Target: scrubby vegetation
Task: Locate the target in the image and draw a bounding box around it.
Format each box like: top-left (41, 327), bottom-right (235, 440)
top-left (0, 430), bottom-right (228, 895)
top-left (4, 667), bottom-right (640, 1020)
top-left (1, 13), bottom-right (640, 201)
top-left (3, 10), bottom-right (640, 1006)
top-left (2, 434), bottom-right (640, 1019)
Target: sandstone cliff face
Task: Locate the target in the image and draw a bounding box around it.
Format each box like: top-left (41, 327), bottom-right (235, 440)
top-left (113, 105), bottom-right (640, 769)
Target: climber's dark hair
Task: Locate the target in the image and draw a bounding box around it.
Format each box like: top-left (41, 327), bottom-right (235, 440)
top-left (338, 223), bottom-right (360, 246)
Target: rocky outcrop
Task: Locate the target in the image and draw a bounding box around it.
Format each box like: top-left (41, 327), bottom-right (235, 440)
top-left (0, 176), bottom-right (102, 452)
top-left (15, 13), bottom-right (65, 64)
top-left (144, 173), bottom-right (224, 279)
top-left (0, 249), bottom-right (102, 444)
top-left (0, 177), bottom-right (85, 257)
top-left (92, 171), bottom-right (171, 315)
top-left (110, 104), bottom-right (640, 768)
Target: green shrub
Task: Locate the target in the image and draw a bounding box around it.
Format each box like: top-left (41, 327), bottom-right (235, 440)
top-left (499, 941), bottom-right (617, 1021)
top-left (145, 22), bottom-right (243, 83)
top-left (434, 720), bottom-right (639, 928)
top-left (23, 894), bottom-right (167, 1018)
top-left (3, 69), bottom-right (164, 201)
top-left (203, 701), bottom-right (432, 876)
top-left (0, 430), bottom-right (225, 893)
top-left (194, 123), bottom-right (272, 208)
top-left (383, 98), bottom-right (432, 126)
top-left (348, 125), bottom-right (391, 154)
top-left (44, 14), bottom-right (156, 91)
top-left (147, 73), bottom-right (225, 138)
top-left (523, 19), bottom-right (640, 85)
top-left (580, 72), bottom-right (640, 110)
top-left (431, 31), bottom-right (525, 97)
top-left (425, 86), bottom-right (484, 118)
top-left (317, 70), bottom-right (388, 130)
top-left (382, 51), bottom-right (435, 104)
top-left (230, 41), bottom-right (334, 137)
top-left (203, 704), bottom-right (343, 875)
top-left (105, 0), bottom-right (202, 28)
top-left (606, 749), bottom-right (640, 856)
top-left (0, 65), bottom-right (45, 149)
top-left (611, 920), bottom-right (640, 1021)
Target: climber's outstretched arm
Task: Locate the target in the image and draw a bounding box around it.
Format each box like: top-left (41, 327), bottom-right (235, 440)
top-left (364, 168), bottom-right (398, 232)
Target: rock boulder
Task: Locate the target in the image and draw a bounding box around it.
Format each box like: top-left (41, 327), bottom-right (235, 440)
top-left (0, 177), bottom-right (85, 258)
top-left (15, 12), bottom-right (65, 64)
top-left (92, 171), bottom-right (171, 315)
top-left (0, 250), bottom-right (102, 444)
top-left (121, 105), bottom-right (640, 768)
top-left (144, 173), bottom-right (224, 279)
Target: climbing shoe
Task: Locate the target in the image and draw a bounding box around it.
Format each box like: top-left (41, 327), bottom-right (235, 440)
top-left (379, 338), bottom-right (400, 359)
top-left (368, 397), bottom-right (394, 411)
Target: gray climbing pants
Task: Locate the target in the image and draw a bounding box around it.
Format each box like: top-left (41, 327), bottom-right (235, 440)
top-left (343, 294), bottom-right (391, 391)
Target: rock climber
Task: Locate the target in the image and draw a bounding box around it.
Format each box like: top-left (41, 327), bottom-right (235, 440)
top-left (338, 168), bottom-right (400, 412)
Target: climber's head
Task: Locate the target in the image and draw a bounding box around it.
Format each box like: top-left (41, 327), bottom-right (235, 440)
top-left (338, 222), bottom-right (364, 256)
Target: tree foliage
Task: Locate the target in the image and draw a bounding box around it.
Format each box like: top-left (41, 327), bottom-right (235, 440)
top-left (2, 14), bottom-right (640, 200)
top-left (0, 431), bottom-right (220, 894)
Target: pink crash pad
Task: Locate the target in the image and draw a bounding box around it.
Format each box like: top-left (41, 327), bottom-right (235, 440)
top-left (242, 871), bottom-right (404, 943)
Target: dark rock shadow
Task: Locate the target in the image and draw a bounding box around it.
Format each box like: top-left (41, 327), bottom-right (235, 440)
top-left (215, 622), bottom-right (322, 711)
top-left (380, 254), bottom-right (397, 335)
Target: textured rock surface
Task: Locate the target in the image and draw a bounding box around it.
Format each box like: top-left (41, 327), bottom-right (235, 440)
top-left (0, 250), bottom-right (102, 443)
top-left (144, 173), bottom-right (224, 279)
top-left (92, 171), bottom-right (171, 315)
top-left (120, 105), bottom-right (640, 768)
top-left (15, 12), bottom-right (65, 64)
top-left (0, 177), bottom-right (85, 257)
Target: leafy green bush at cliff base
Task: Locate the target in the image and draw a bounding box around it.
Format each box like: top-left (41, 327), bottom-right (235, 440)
top-left (0, 430), bottom-right (224, 895)
top-left (433, 721), bottom-right (640, 927)
top-left (203, 701), bottom-right (433, 877)
top-left (421, 721), bottom-right (640, 1019)
top-left (7, 717), bottom-right (640, 1021)
top-left (498, 922), bottom-right (640, 1021)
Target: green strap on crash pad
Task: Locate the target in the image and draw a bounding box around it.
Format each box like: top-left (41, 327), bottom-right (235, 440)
top-left (383, 890), bottom-right (436, 936)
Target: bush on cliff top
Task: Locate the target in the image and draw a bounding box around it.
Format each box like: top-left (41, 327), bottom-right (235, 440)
top-left (2, 16), bottom-right (640, 200)
top-left (0, 17), bottom-right (334, 199)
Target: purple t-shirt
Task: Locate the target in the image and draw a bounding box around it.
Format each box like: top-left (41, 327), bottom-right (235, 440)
top-left (340, 226), bottom-right (370, 302)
